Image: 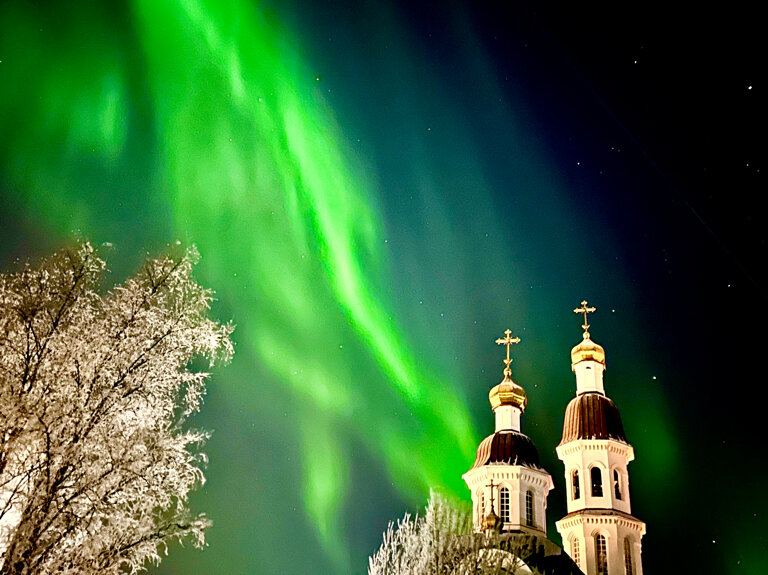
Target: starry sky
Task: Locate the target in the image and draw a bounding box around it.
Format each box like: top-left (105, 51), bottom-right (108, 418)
top-left (0, 1), bottom-right (765, 574)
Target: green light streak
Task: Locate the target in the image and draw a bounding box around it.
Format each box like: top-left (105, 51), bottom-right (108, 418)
top-left (129, 0), bottom-right (477, 565)
top-left (0, 3), bottom-right (129, 232)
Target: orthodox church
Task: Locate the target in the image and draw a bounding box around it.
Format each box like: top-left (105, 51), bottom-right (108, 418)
top-left (462, 302), bottom-right (646, 575)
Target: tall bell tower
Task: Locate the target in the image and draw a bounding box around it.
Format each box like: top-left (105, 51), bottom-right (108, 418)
top-left (462, 330), bottom-right (553, 536)
top-left (555, 302), bottom-right (645, 575)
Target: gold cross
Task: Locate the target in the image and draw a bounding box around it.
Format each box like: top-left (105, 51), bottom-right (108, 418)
top-left (573, 300), bottom-right (596, 339)
top-left (495, 329), bottom-right (520, 378)
top-left (486, 478), bottom-right (496, 513)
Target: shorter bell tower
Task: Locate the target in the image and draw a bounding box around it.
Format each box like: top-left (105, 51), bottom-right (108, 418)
top-left (556, 302), bottom-right (646, 575)
top-left (463, 330), bottom-right (553, 535)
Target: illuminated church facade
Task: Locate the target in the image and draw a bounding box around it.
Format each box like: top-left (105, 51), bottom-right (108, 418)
top-left (462, 302), bottom-right (645, 575)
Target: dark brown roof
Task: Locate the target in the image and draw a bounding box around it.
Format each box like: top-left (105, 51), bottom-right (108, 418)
top-left (560, 392), bottom-right (626, 445)
top-left (470, 430), bottom-right (541, 470)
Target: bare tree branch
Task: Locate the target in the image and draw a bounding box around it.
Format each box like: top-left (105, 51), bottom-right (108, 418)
top-left (0, 242), bottom-right (233, 574)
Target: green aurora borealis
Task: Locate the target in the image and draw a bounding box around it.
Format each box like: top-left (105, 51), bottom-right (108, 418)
top-left (1, 1), bottom-right (764, 573)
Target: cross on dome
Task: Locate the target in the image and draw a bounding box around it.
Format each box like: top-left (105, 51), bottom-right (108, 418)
top-left (573, 300), bottom-right (596, 339)
top-left (495, 329), bottom-right (521, 379)
top-left (486, 478), bottom-right (497, 513)
top-left (481, 478), bottom-right (502, 531)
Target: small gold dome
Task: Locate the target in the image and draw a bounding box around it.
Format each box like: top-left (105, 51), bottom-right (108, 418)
top-left (489, 373), bottom-right (528, 412)
top-left (570, 335), bottom-right (606, 367)
top-left (483, 509), bottom-right (502, 531)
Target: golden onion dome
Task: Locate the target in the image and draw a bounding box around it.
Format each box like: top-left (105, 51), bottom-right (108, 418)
top-left (488, 371), bottom-right (528, 412)
top-left (483, 509), bottom-right (502, 532)
top-left (570, 335), bottom-right (606, 367)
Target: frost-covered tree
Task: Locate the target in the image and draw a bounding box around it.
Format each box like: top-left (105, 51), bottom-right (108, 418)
top-left (368, 492), bottom-right (542, 575)
top-left (0, 242), bottom-right (233, 575)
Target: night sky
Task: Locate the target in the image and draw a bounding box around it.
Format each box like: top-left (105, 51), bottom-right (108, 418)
top-left (0, 1), bottom-right (765, 574)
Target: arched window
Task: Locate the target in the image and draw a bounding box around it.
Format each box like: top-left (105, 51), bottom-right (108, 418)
top-left (572, 469), bottom-right (581, 500)
top-left (525, 490), bottom-right (535, 527)
top-left (595, 534), bottom-right (608, 575)
top-left (624, 537), bottom-right (634, 575)
top-left (572, 538), bottom-right (581, 568)
top-left (591, 466), bottom-right (603, 497)
top-left (614, 469), bottom-right (622, 500)
top-left (500, 487), bottom-right (510, 523)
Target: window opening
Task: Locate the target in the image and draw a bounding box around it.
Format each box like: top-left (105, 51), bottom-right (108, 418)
top-left (500, 487), bottom-right (510, 523)
top-left (596, 534), bottom-right (608, 575)
top-left (572, 538), bottom-right (581, 569)
top-left (572, 469), bottom-right (581, 500)
top-left (591, 466), bottom-right (603, 497)
top-left (525, 490), bottom-right (534, 527)
top-left (624, 537), bottom-right (633, 575)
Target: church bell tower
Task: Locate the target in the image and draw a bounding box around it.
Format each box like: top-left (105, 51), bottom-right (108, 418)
top-left (555, 302), bottom-right (646, 575)
top-left (463, 330), bottom-right (553, 535)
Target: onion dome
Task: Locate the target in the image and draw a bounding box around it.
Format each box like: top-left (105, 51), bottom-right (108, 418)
top-left (490, 329), bottom-right (527, 411)
top-left (488, 371), bottom-right (528, 412)
top-left (560, 392), bottom-right (627, 445)
top-left (570, 335), bottom-right (606, 367)
top-left (483, 509), bottom-right (502, 531)
top-left (470, 430), bottom-right (542, 470)
top-left (571, 301), bottom-right (605, 366)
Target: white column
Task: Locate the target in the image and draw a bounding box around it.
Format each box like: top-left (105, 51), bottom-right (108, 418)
top-left (494, 405), bottom-right (521, 431)
top-left (573, 359), bottom-right (605, 395)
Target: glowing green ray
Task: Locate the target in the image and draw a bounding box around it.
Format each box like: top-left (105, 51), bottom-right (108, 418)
top-left (131, 0), bottom-right (477, 564)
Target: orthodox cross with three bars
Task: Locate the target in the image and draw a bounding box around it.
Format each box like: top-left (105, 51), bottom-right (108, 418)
top-left (573, 300), bottom-right (596, 338)
top-left (495, 329), bottom-right (520, 377)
